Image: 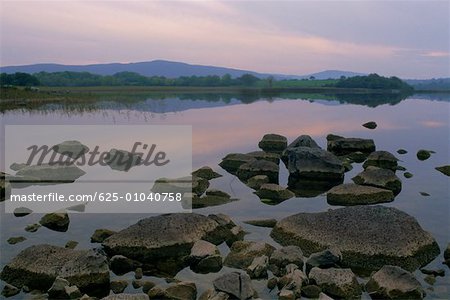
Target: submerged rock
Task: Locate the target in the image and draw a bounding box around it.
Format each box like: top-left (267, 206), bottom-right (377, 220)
top-left (103, 294), bottom-right (149, 300)
top-left (224, 241), bottom-right (275, 269)
top-left (40, 211), bottom-right (70, 232)
top-left (255, 183), bottom-right (294, 203)
top-left (7, 236), bottom-right (26, 245)
top-left (309, 267), bottom-right (361, 299)
top-left (270, 205), bottom-right (440, 273)
top-left (52, 140), bottom-right (90, 160)
top-left (404, 172), bottom-right (414, 178)
top-left (363, 150), bottom-right (398, 171)
top-left (236, 159), bottom-right (279, 183)
top-left (219, 153), bottom-right (256, 174)
top-left (417, 149), bottom-right (432, 161)
top-left (327, 183), bottom-right (394, 206)
top-left (243, 218), bottom-right (277, 228)
top-left (258, 133), bottom-right (288, 154)
top-left (25, 223), bottom-right (41, 232)
top-left (327, 135), bottom-right (375, 156)
top-left (65, 240), bottom-right (79, 249)
top-left (352, 166), bottom-right (402, 195)
top-left (366, 265), bottom-right (425, 299)
top-left (191, 166), bottom-right (222, 180)
top-left (15, 163), bottom-right (85, 184)
top-left (362, 121), bottom-right (377, 129)
top-left (435, 165), bottom-right (450, 176)
top-left (213, 272), bottom-right (255, 300)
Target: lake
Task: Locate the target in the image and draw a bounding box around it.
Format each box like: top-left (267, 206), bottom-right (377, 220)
top-left (1, 92), bottom-right (449, 299)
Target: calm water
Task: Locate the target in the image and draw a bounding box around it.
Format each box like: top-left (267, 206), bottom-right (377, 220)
top-left (1, 93), bottom-right (449, 299)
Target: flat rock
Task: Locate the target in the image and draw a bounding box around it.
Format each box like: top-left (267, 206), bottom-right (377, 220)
top-left (397, 149), bottom-right (408, 154)
top-left (213, 272), bottom-right (254, 300)
top-left (219, 153), bottom-right (256, 174)
top-left (352, 166), bottom-right (402, 195)
top-left (15, 163), bottom-right (85, 184)
top-left (327, 183), bottom-right (394, 206)
top-left (246, 175), bottom-right (270, 190)
top-left (65, 240), bottom-right (79, 249)
top-left (327, 135), bottom-right (375, 155)
top-left (243, 218), bottom-right (277, 228)
top-left (366, 265), bottom-right (425, 299)
top-left (435, 165), bottom-right (450, 176)
top-left (205, 189), bottom-right (230, 198)
top-left (13, 207), bottom-right (33, 217)
top-left (224, 241), bottom-right (275, 269)
top-left (309, 267), bottom-right (361, 299)
top-left (10, 163), bottom-right (29, 171)
top-left (52, 140), bottom-right (89, 159)
top-left (192, 166), bottom-right (222, 180)
top-left (237, 159), bottom-right (279, 183)
top-left (363, 150), bottom-right (398, 171)
top-left (255, 183), bottom-right (294, 203)
top-left (247, 151), bottom-right (280, 164)
top-left (40, 211), bottom-right (70, 232)
top-left (25, 223), bottom-right (41, 232)
top-left (270, 205), bottom-right (440, 273)
top-left (269, 246), bottom-right (304, 276)
top-left (258, 133), bottom-right (287, 154)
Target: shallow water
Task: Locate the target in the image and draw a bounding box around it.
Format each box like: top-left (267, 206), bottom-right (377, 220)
top-left (1, 93), bottom-right (449, 298)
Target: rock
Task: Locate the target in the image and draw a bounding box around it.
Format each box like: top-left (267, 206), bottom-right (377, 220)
top-left (48, 277), bottom-right (70, 298)
top-left (363, 151), bottom-right (398, 171)
top-left (326, 183), bottom-right (394, 206)
top-left (435, 165), bottom-right (450, 176)
top-left (7, 236), bottom-right (26, 245)
top-left (352, 166), bottom-right (402, 195)
top-left (267, 277), bottom-right (278, 290)
top-left (25, 223), bottom-right (41, 232)
top-left (1, 283), bottom-right (20, 298)
top-left (366, 265), bottom-right (425, 299)
top-left (110, 255), bottom-right (142, 275)
top-left (0, 244), bottom-right (110, 295)
top-left (397, 149), bottom-right (408, 154)
top-left (102, 294), bottom-right (149, 300)
top-left (65, 240), bottom-right (79, 249)
top-left (344, 151), bottom-right (368, 163)
top-left (301, 285), bottom-right (322, 298)
top-left (165, 281), bottom-right (197, 300)
top-left (237, 159), bottom-right (279, 183)
top-left (91, 228), bottom-right (117, 243)
top-left (247, 151), bottom-right (281, 165)
top-left (309, 267), bottom-right (361, 299)
top-left (111, 280), bottom-right (128, 294)
top-left (417, 149), bottom-right (431, 161)
top-left (226, 226), bottom-right (246, 247)
top-left (424, 274), bottom-right (436, 285)
top-left (134, 268), bottom-right (143, 279)
top-left (396, 165), bottom-right (407, 171)
top-left (40, 211), bottom-right (70, 232)
top-left (199, 289), bottom-right (230, 300)
top-left (206, 189), bottom-right (231, 198)
top-left (65, 285), bottom-right (82, 299)
top-left (404, 172), bottom-right (413, 178)
top-left (281, 135), bottom-right (321, 166)
top-left (192, 195), bottom-right (238, 209)
top-left (243, 219), bottom-right (277, 228)
top-left (278, 289), bottom-right (295, 300)
top-left (270, 205), bottom-right (440, 272)
top-left (306, 248), bottom-right (342, 274)
top-left (152, 176), bottom-right (209, 197)
top-left (420, 268), bottom-right (445, 277)
top-left (192, 166), bottom-right (222, 180)
top-left (246, 255), bottom-right (269, 279)
top-left (213, 272), bottom-right (254, 300)
top-left (318, 292), bottom-right (334, 300)
top-left (103, 148), bottom-right (142, 171)
top-left (67, 203), bottom-right (86, 212)
top-left (13, 207), bottom-right (33, 217)
top-left (141, 281), bottom-right (156, 293)
top-left (16, 163), bottom-right (85, 183)
top-left (327, 135), bottom-right (375, 156)
top-left (10, 163), bottom-right (29, 171)
top-left (246, 175), bottom-right (270, 190)
top-left (188, 240), bottom-right (222, 274)
top-left (0, 173), bottom-right (11, 202)
top-left (52, 140), bottom-right (89, 159)
top-left (420, 192), bottom-right (430, 196)
top-left (224, 241), bottom-right (275, 269)
top-left (277, 266), bottom-right (308, 298)
top-left (362, 121), bottom-right (377, 129)
top-left (219, 153), bottom-right (256, 174)
top-left (255, 183), bottom-right (294, 203)
top-left (269, 246), bottom-right (304, 276)
top-left (444, 243), bottom-right (450, 260)
top-left (258, 133), bottom-right (288, 154)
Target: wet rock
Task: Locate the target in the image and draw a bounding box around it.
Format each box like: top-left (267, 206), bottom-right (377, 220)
top-left (152, 176), bottom-right (209, 197)
top-left (91, 228), bottom-right (116, 243)
top-left (213, 272), bottom-right (254, 300)
top-left (52, 140), bottom-right (89, 160)
top-left (255, 183), bottom-right (294, 203)
top-left (7, 236), bottom-right (26, 245)
top-left (269, 246), bottom-right (304, 276)
top-left (327, 135), bottom-right (375, 156)
top-left (278, 289), bottom-right (295, 300)
top-left (281, 135), bottom-right (321, 165)
top-left (435, 165), bottom-right (450, 176)
top-left (326, 183), bottom-right (394, 206)
top-left (404, 172), bottom-right (413, 178)
top-left (366, 265), bottom-right (424, 299)
top-left (362, 121), bottom-right (377, 129)
top-left (13, 207), bottom-right (33, 217)
top-left (246, 175), bottom-right (270, 190)
top-left (219, 153), bottom-right (256, 174)
top-left (243, 218), bottom-right (277, 228)
top-left (277, 266), bottom-right (308, 298)
top-left (301, 285), bottom-right (322, 298)
top-left (110, 255), bottom-right (142, 275)
top-left (306, 248), bottom-right (342, 275)
top-left (363, 151), bottom-right (398, 171)
top-left (16, 163), bottom-right (85, 184)
top-left (247, 151), bottom-right (281, 165)
top-left (0, 244), bottom-right (110, 295)
top-left (192, 166), bottom-right (222, 180)
top-left (224, 241), bottom-right (275, 269)
top-left (271, 205), bottom-right (440, 272)
top-left (48, 277), bottom-right (70, 299)
top-left (397, 149), bottom-right (408, 154)
top-left (102, 294), bottom-right (149, 300)
top-left (237, 159), bottom-right (279, 183)
top-left (111, 280), bottom-right (128, 294)
top-left (40, 211), bottom-right (70, 232)
top-left (288, 178), bottom-right (341, 198)
top-left (246, 255), bottom-right (269, 279)
top-left (309, 267), bottom-right (361, 299)
top-left (25, 223), bottom-right (41, 232)
top-left (352, 166), bottom-right (402, 195)
top-left (417, 149), bottom-right (431, 161)
top-left (258, 133), bottom-right (288, 154)
top-left (1, 283), bottom-right (20, 298)
top-left (188, 240), bottom-right (222, 274)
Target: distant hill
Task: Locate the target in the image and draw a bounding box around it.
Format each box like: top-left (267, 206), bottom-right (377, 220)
top-left (0, 60), bottom-right (362, 80)
top-left (405, 78), bottom-right (450, 91)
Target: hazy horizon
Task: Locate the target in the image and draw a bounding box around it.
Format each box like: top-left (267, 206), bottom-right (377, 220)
top-left (1, 1), bottom-right (449, 79)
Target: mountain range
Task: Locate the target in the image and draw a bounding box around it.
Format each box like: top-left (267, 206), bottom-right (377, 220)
top-left (0, 60), bottom-right (365, 80)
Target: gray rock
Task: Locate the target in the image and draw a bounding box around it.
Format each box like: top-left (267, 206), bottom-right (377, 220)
top-left (7, 236), bottom-right (26, 245)
top-left (13, 207), bottom-right (33, 217)
top-left (243, 218), bottom-right (277, 228)
top-left (65, 240), bottom-right (79, 249)
top-left (255, 183), bottom-right (294, 203)
top-left (352, 166), bottom-right (402, 195)
top-left (151, 176), bottom-right (209, 197)
top-left (16, 163), bottom-right (85, 183)
top-left (224, 241), bottom-right (275, 269)
top-left (192, 166), bottom-right (222, 180)
top-left (103, 148), bottom-right (142, 171)
top-left (309, 267), bottom-right (361, 299)
top-left (246, 255), bottom-right (269, 279)
top-left (91, 228), bottom-right (116, 243)
top-left (25, 223), bottom-right (41, 232)
top-left (246, 175), bottom-right (270, 190)
top-left (213, 272), bottom-right (254, 300)
top-left (326, 183), bottom-right (394, 206)
top-left (366, 265), bottom-right (425, 299)
top-left (306, 248), bottom-right (342, 274)
top-left (327, 135), bottom-right (375, 155)
top-left (102, 294), bottom-right (149, 300)
top-left (270, 206), bottom-right (440, 272)
top-left (278, 289), bottom-right (295, 300)
top-left (435, 165), bottom-right (450, 176)
top-left (277, 267), bottom-right (308, 298)
top-left (363, 151), bottom-right (399, 171)
top-left (1, 283), bottom-right (20, 298)
top-left (247, 151), bottom-right (281, 165)
top-left (219, 153), bottom-right (256, 174)
top-left (188, 240), bottom-right (222, 274)
top-left (258, 133), bottom-right (288, 154)
top-left (362, 121), bottom-right (377, 129)
top-left (110, 280), bottom-right (128, 294)
top-left (416, 149), bottom-right (431, 161)
top-left (269, 246), bottom-right (304, 276)
top-left (110, 255), bottom-right (142, 275)
top-left (165, 281), bottom-right (197, 300)
top-left (52, 140), bottom-right (89, 159)
top-left (0, 244), bottom-right (109, 294)
top-left (237, 159), bottom-right (279, 184)
top-left (48, 277), bottom-right (70, 299)
top-left (281, 135), bottom-right (321, 165)
top-left (40, 210), bottom-right (70, 232)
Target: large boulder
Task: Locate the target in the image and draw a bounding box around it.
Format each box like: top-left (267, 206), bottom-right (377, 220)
top-left (15, 163), bottom-right (85, 184)
top-left (309, 267), bottom-right (361, 299)
top-left (352, 166), bottom-right (402, 195)
top-left (281, 135), bottom-right (321, 165)
top-left (363, 151), bottom-right (399, 171)
top-left (270, 205), bottom-right (440, 273)
top-left (219, 153), bottom-right (256, 174)
top-left (258, 133), bottom-right (287, 154)
top-left (365, 265), bottom-right (425, 299)
top-left (326, 183), bottom-right (394, 206)
top-left (327, 135), bottom-right (375, 155)
top-left (52, 140), bottom-right (89, 160)
top-left (213, 272), bottom-right (255, 300)
top-left (236, 159), bottom-right (279, 183)
top-left (224, 241), bottom-right (275, 269)
top-left (0, 244), bottom-right (109, 296)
